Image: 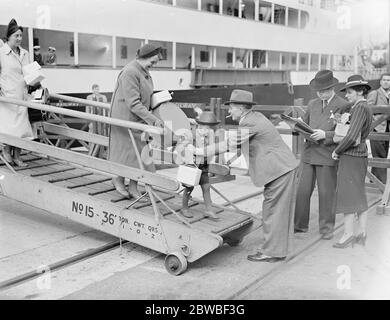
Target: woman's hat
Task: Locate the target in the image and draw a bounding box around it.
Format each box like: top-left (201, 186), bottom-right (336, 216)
top-left (137, 43), bottom-right (162, 59)
top-left (309, 70), bottom-right (339, 91)
top-left (196, 111), bottom-right (221, 125)
top-left (224, 89), bottom-right (257, 106)
top-left (339, 74), bottom-right (371, 92)
top-left (6, 19), bottom-right (23, 39)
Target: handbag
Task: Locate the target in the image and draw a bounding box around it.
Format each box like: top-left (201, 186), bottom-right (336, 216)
top-left (176, 164), bottom-right (202, 187)
top-left (333, 122), bottom-right (361, 146)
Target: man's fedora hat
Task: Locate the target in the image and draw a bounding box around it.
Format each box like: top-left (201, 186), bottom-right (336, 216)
top-left (196, 111), bottom-right (221, 125)
top-left (309, 70), bottom-right (339, 91)
top-left (339, 74), bottom-right (371, 92)
top-left (224, 89), bottom-right (257, 106)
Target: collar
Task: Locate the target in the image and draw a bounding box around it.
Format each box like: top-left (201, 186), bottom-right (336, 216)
top-left (135, 59), bottom-right (151, 75)
top-left (321, 92), bottom-right (336, 105)
top-left (239, 109), bottom-right (252, 125)
top-left (380, 87), bottom-right (389, 98)
top-left (352, 98), bottom-right (366, 108)
top-left (3, 42), bottom-right (25, 59)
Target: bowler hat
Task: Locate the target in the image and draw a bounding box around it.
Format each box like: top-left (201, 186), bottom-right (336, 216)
top-left (196, 111), bottom-right (221, 126)
top-left (224, 89), bottom-right (257, 106)
top-left (339, 74), bottom-right (371, 92)
top-left (6, 19), bottom-right (23, 39)
top-left (309, 70), bottom-right (339, 91)
top-left (137, 43), bottom-right (162, 59)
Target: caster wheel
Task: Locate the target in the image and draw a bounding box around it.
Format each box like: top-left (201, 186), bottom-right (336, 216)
top-left (225, 238), bottom-right (242, 247)
top-left (164, 252), bottom-right (188, 276)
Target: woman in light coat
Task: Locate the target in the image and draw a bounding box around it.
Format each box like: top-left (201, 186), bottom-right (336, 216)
top-left (0, 19), bottom-right (33, 167)
top-left (109, 43), bottom-right (164, 199)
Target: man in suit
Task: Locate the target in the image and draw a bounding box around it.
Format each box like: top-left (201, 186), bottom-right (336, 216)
top-left (367, 73), bottom-right (390, 184)
top-left (294, 70), bottom-right (350, 240)
top-left (192, 89), bottom-right (299, 262)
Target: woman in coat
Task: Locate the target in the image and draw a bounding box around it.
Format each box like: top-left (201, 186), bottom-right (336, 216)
top-left (331, 75), bottom-right (373, 248)
top-left (109, 43), bottom-right (164, 199)
top-left (0, 19), bottom-right (34, 167)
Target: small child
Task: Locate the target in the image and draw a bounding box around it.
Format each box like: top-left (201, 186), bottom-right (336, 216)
top-left (180, 111), bottom-right (220, 220)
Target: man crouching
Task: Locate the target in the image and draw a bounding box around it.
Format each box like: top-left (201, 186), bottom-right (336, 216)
top-left (192, 90), bottom-right (299, 262)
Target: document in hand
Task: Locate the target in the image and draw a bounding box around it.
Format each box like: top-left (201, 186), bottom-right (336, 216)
top-left (280, 113), bottom-right (318, 144)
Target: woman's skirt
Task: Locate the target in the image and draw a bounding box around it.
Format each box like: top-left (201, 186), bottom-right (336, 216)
top-left (335, 154), bottom-right (368, 214)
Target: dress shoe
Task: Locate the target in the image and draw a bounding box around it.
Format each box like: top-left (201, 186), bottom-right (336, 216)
top-left (203, 209), bottom-right (219, 220)
top-left (321, 233), bottom-right (333, 240)
top-left (247, 252), bottom-right (286, 262)
top-left (354, 233), bottom-right (367, 246)
top-left (180, 208), bottom-right (194, 218)
top-left (333, 235), bottom-right (355, 249)
top-left (112, 179), bottom-right (129, 198)
top-left (13, 158), bottom-right (27, 167)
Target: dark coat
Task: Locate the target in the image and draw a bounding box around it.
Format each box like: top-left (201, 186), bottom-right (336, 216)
top-left (301, 95), bottom-right (350, 166)
top-left (108, 60), bottom-right (159, 170)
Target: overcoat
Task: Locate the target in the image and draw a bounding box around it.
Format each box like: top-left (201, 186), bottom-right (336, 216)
top-left (0, 43), bottom-right (33, 139)
top-left (237, 111), bottom-right (299, 187)
top-left (300, 95), bottom-right (350, 166)
top-left (108, 60), bottom-right (159, 171)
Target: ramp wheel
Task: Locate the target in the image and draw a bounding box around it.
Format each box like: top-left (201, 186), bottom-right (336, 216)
top-left (164, 252), bottom-right (188, 276)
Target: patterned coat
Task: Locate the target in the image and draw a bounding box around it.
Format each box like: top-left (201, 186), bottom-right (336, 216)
top-left (108, 60), bottom-right (159, 170)
top-left (0, 43), bottom-right (33, 138)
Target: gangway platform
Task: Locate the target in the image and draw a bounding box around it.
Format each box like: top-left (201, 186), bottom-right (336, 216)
top-left (0, 96), bottom-right (255, 275)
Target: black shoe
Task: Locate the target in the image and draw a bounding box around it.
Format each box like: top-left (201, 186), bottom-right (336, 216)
top-left (247, 252), bottom-right (285, 263)
top-left (294, 228), bottom-right (307, 233)
top-left (333, 235), bottom-right (355, 249)
top-left (321, 233), bottom-right (334, 240)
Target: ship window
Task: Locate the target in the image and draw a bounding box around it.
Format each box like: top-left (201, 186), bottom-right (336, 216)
top-left (176, 43), bottom-right (193, 69)
top-left (202, 1), bottom-right (219, 13)
top-left (176, 0), bottom-right (198, 10)
top-left (300, 53), bottom-right (309, 71)
top-left (288, 8), bottom-right (299, 28)
top-left (310, 54), bottom-right (319, 70)
top-left (120, 45), bottom-right (127, 60)
top-left (116, 37), bottom-right (142, 67)
top-left (259, 1), bottom-right (272, 22)
top-left (291, 55), bottom-right (297, 65)
top-left (321, 55), bottom-right (328, 68)
top-left (200, 51), bottom-right (210, 62)
top-left (274, 5), bottom-right (286, 25)
top-left (227, 52), bottom-right (233, 63)
top-left (300, 11), bottom-right (309, 29)
top-left (79, 33), bottom-right (112, 67)
top-left (32, 29), bottom-right (74, 66)
top-left (69, 41), bottom-right (74, 57)
top-left (253, 50), bottom-right (266, 68)
top-left (139, 0), bottom-right (173, 5)
top-left (267, 51), bottom-right (280, 69)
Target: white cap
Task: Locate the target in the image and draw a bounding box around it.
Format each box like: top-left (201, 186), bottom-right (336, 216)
top-left (48, 46), bottom-right (56, 51)
top-left (151, 90), bottom-right (172, 109)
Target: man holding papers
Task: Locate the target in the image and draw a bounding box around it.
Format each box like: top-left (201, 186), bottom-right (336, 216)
top-left (294, 70), bottom-right (350, 240)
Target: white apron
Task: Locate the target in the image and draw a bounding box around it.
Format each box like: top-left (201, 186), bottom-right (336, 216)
top-left (0, 43), bottom-right (33, 139)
